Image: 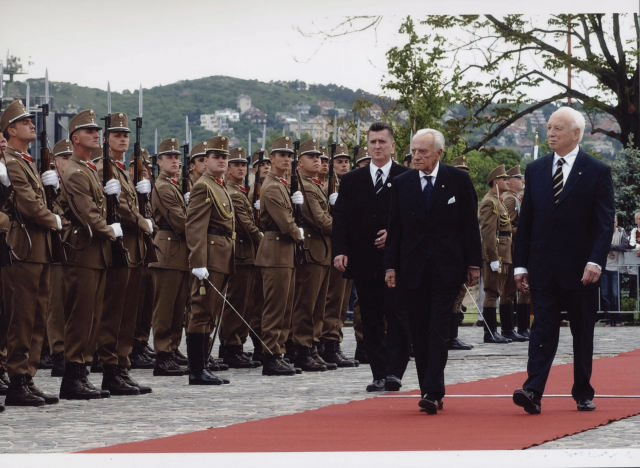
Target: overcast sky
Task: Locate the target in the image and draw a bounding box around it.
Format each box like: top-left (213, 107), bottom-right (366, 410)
top-left (2, 0), bottom-right (638, 96)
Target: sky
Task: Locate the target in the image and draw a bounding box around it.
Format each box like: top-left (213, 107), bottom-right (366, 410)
top-left (1, 0), bottom-right (638, 97)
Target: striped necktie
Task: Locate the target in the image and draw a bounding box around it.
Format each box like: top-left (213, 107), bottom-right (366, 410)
top-left (553, 158), bottom-right (565, 204)
top-left (422, 175), bottom-right (433, 207)
top-left (374, 168), bottom-right (384, 194)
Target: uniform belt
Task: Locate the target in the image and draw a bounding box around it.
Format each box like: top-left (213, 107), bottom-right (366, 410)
top-left (208, 228), bottom-right (233, 238)
top-left (498, 231), bottom-right (511, 237)
top-left (157, 221), bottom-right (173, 231)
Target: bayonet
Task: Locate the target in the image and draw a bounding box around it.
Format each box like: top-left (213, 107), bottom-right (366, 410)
top-left (44, 69), bottom-right (49, 105)
top-left (107, 81), bottom-right (112, 114)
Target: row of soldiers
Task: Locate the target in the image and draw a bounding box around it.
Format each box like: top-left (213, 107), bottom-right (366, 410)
top-left (0, 99), bottom-right (372, 410)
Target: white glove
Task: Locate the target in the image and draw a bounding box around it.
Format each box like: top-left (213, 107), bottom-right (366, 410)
top-left (184, 192), bottom-right (190, 205)
top-left (54, 214), bottom-right (62, 231)
top-left (0, 162), bottom-right (9, 187)
top-left (135, 179), bottom-right (151, 195)
top-left (110, 222), bottom-right (123, 238)
top-left (291, 190), bottom-right (304, 205)
top-left (145, 218), bottom-right (153, 233)
top-left (41, 170), bottom-right (60, 190)
top-left (298, 227), bottom-right (305, 239)
top-left (490, 260), bottom-right (501, 272)
top-left (329, 192), bottom-right (338, 206)
top-left (104, 178), bottom-right (121, 197)
top-left (191, 267), bottom-right (209, 280)
top-left (253, 199), bottom-right (260, 211)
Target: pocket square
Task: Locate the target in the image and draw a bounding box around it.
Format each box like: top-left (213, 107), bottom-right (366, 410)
top-left (447, 196), bottom-right (456, 205)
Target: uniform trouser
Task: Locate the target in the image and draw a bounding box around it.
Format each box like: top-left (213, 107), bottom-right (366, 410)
top-left (116, 266), bottom-right (144, 367)
top-left (96, 267), bottom-right (130, 366)
top-left (48, 263), bottom-right (66, 355)
top-left (247, 268), bottom-right (263, 336)
top-left (311, 267), bottom-right (330, 345)
top-left (134, 267), bottom-right (154, 347)
top-left (260, 267), bottom-right (294, 355)
top-left (64, 266), bottom-right (106, 365)
top-left (0, 276), bottom-right (8, 371)
top-left (291, 263), bottom-right (329, 348)
top-left (502, 263), bottom-right (517, 306)
top-left (2, 262), bottom-right (49, 377)
top-left (322, 268), bottom-right (349, 343)
top-left (525, 285), bottom-right (598, 401)
top-left (219, 264), bottom-right (255, 346)
top-left (187, 271), bottom-right (227, 335)
top-left (151, 268), bottom-right (189, 353)
top-left (482, 262), bottom-right (508, 308)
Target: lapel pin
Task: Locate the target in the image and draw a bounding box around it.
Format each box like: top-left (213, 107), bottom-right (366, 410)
top-left (386, 182), bottom-right (392, 187)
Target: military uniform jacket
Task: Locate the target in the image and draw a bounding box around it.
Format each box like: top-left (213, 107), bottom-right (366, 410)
top-left (254, 172), bottom-right (304, 268)
top-left (478, 190), bottom-right (512, 265)
top-left (185, 173), bottom-right (234, 274)
top-left (500, 190), bottom-right (521, 236)
top-left (299, 175), bottom-right (332, 266)
top-left (228, 183), bottom-right (261, 266)
top-left (149, 172), bottom-right (188, 271)
top-left (59, 156), bottom-right (114, 269)
top-left (3, 146), bottom-right (58, 263)
top-left (97, 158), bottom-right (152, 267)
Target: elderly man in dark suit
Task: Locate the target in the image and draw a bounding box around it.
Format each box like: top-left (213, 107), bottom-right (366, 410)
top-left (385, 128), bottom-right (482, 414)
top-left (332, 122), bottom-right (409, 392)
top-left (512, 106), bottom-right (615, 415)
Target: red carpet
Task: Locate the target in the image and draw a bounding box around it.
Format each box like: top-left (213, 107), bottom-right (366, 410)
top-left (88, 349), bottom-right (640, 452)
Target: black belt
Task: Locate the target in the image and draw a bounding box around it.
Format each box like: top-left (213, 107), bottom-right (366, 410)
top-left (208, 228), bottom-right (233, 237)
top-left (498, 231), bottom-right (512, 237)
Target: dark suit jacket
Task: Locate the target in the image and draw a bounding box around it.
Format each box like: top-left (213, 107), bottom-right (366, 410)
top-left (384, 165), bottom-right (482, 290)
top-left (513, 150), bottom-right (615, 290)
top-left (332, 162), bottom-right (407, 280)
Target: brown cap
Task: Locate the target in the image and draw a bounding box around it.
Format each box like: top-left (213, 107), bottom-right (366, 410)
top-left (333, 143), bottom-right (349, 159)
top-left (506, 165), bottom-right (523, 178)
top-left (487, 164), bottom-right (508, 184)
top-left (108, 112), bottom-right (130, 133)
top-left (270, 136), bottom-right (294, 154)
top-left (319, 145), bottom-right (329, 160)
top-left (0, 100), bottom-right (34, 132)
top-left (52, 138), bottom-right (73, 157)
top-left (190, 141), bottom-right (208, 160)
top-left (251, 150), bottom-right (269, 167)
top-left (158, 137), bottom-right (181, 156)
top-left (206, 136), bottom-right (229, 155)
top-left (229, 146), bottom-right (247, 163)
top-left (452, 156), bottom-right (469, 171)
top-left (355, 146), bottom-right (371, 164)
top-left (68, 109), bottom-right (101, 136)
top-left (299, 138), bottom-right (321, 156)
top-left (128, 148), bottom-right (152, 167)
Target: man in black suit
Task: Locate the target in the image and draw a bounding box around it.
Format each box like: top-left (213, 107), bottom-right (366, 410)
top-left (385, 128), bottom-right (482, 414)
top-left (332, 122), bottom-right (410, 392)
top-left (512, 106), bottom-right (615, 415)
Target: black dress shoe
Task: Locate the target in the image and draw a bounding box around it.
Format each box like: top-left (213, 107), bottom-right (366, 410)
top-left (418, 395), bottom-right (441, 415)
top-left (484, 332), bottom-right (512, 344)
top-left (577, 399), bottom-right (596, 411)
top-left (366, 379), bottom-right (386, 392)
top-left (189, 369), bottom-right (230, 385)
top-left (449, 337), bottom-right (473, 350)
top-left (513, 389), bottom-right (541, 414)
top-left (384, 375), bottom-right (402, 391)
top-left (517, 329), bottom-right (530, 339)
top-left (502, 330), bottom-right (529, 342)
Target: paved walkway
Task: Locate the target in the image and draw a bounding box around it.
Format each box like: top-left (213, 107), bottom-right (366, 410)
top-left (1, 324), bottom-right (639, 453)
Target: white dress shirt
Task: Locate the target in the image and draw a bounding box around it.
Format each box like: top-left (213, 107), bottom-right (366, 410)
top-left (370, 159), bottom-right (393, 185)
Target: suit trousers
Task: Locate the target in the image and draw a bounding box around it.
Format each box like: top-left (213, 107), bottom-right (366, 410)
top-left (151, 268), bottom-right (189, 353)
top-left (187, 271), bottom-right (227, 335)
top-left (525, 285), bottom-right (598, 401)
top-left (219, 264), bottom-right (255, 346)
top-left (321, 267), bottom-right (349, 343)
top-left (260, 266), bottom-right (294, 355)
top-left (354, 275), bottom-right (410, 381)
top-left (97, 266), bottom-right (130, 366)
top-left (291, 263), bottom-right (329, 348)
top-left (2, 261), bottom-right (49, 376)
top-left (48, 263), bottom-right (66, 355)
top-left (64, 266), bottom-right (106, 365)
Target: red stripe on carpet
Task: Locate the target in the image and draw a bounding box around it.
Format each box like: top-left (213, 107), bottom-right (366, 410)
top-left (88, 349), bottom-right (640, 453)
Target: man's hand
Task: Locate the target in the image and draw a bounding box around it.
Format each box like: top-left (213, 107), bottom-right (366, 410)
top-left (466, 267), bottom-right (480, 286)
top-left (581, 264), bottom-right (602, 286)
top-left (374, 229), bottom-right (387, 249)
top-left (515, 273), bottom-right (530, 293)
top-left (385, 269), bottom-right (396, 288)
top-left (333, 254), bottom-right (348, 272)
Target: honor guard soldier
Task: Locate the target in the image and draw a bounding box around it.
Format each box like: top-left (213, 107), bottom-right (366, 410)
top-left (354, 147), bottom-right (371, 169)
top-left (96, 112), bottom-right (154, 395)
top-left (318, 147), bottom-right (330, 189)
top-left (479, 164), bottom-right (514, 343)
top-left (0, 100), bottom-right (62, 407)
top-left (149, 138), bottom-right (190, 376)
top-left (57, 110), bottom-right (116, 400)
top-left (0, 134), bottom-right (9, 402)
top-left (218, 147), bottom-right (262, 368)
top-left (255, 136), bottom-right (305, 376)
top-left (188, 141), bottom-right (209, 192)
top-left (185, 136), bottom-right (234, 385)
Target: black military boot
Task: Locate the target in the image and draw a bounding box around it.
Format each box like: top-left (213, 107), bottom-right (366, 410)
top-left (25, 375), bottom-right (59, 404)
top-left (154, 352), bottom-right (188, 376)
top-left (117, 367), bottom-right (152, 394)
top-left (321, 340), bottom-right (359, 367)
top-left (90, 352), bottom-right (103, 373)
top-left (142, 343), bottom-right (156, 359)
top-left (0, 369), bottom-right (9, 396)
top-left (311, 345), bottom-right (337, 370)
top-left (101, 365), bottom-right (140, 396)
top-left (483, 307), bottom-right (511, 343)
top-left (78, 365), bottom-right (110, 398)
top-left (130, 343), bottom-right (155, 369)
top-left (516, 303), bottom-right (531, 338)
top-left (4, 375), bottom-right (45, 406)
top-left (173, 349), bottom-right (188, 366)
top-left (60, 362), bottom-right (103, 400)
top-left (220, 345), bottom-right (256, 369)
top-left (262, 354), bottom-right (296, 376)
top-left (500, 304), bottom-right (528, 342)
top-left (39, 346), bottom-right (53, 370)
top-left (187, 333), bottom-right (229, 385)
top-left (50, 352), bottom-right (65, 377)
top-left (0, 402), bottom-right (4, 412)
top-left (294, 345), bottom-right (327, 372)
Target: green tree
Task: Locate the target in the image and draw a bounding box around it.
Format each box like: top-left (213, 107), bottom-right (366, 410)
top-left (612, 144), bottom-right (640, 228)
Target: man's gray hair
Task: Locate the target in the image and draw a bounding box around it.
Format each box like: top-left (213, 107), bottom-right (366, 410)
top-left (413, 128), bottom-right (446, 151)
top-left (551, 106), bottom-right (586, 141)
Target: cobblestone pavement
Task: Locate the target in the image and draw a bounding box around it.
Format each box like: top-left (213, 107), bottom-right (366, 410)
top-left (0, 325), bottom-right (638, 453)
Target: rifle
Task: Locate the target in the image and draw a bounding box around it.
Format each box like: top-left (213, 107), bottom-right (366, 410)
top-left (290, 140), bottom-right (307, 264)
top-left (181, 116), bottom-right (190, 195)
top-left (327, 142), bottom-right (337, 201)
top-left (251, 149), bottom-right (264, 228)
top-left (352, 145), bottom-right (360, 169)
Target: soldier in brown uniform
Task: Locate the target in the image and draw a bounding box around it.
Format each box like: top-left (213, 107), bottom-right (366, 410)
top-left (187, 142), bottom-right (208, 193)
top-left (58, 110), bottom-right (118, 399)
top-left (255, 136), bottom-right (305, 376)
top-left (479, 164), bottom-right (513, 344)
top-left (0, 134), bottom-right (11, 402)
top-left (354, 146), bottom-right (371, 169)
top-left (0, 100), bottom-right (62, 406)
top-left (96, 112), bottom-right (154, 395)
top-left (149, 138), bottom-right (190, 376)
top-left (501, 165), bottom-right (530, 339)
top-left (185, 136), bottom-right (234, 385)
top-left (217, 147), bottom-right (263, 368)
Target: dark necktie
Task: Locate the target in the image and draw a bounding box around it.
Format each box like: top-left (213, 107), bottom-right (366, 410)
top-left (422, 175), bottom-right (433, 207)
top-left (374, 168), bottom-right (384, 194)
top-left (553, 158), bottom-right (565, 204)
